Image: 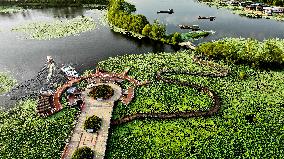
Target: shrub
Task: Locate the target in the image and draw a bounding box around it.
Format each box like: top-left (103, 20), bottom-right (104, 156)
top-left (84, 115), bottom-right (102, 133)
top-left (72, 146), bottom-right (94, 159)
top-left (239, 71), bottom-right (247, 80)
top-left (78, 80), bottom-right (88, 91)
top-left (88, 84), bottom-right (114, 100)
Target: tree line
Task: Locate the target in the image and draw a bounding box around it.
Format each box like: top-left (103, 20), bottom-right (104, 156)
top-left (107, 0), bottom-right (182, 45)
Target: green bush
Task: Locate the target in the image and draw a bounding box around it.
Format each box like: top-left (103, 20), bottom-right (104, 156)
top-left (88, 84), bottom-right (114, 100)
top-left (78, 80), bottom-right (88, 91)
top-left (239, 71), bottom-right (247, 80)
top-left (72, 146), bottom-right (94, 159)
top-left (84, 115), bottom-right (102, 132)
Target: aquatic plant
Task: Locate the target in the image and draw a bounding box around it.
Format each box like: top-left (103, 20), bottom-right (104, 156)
top-left (0, 0), bottom-right (109, 7)
top-left (0, 72), bottom-right (16, 94)
top-left (12, 16), bottom-right (96, 40)
top-left (96, 51), bottom-right (284, 158)
top-left (0, 6), bottom-right (24, 13)
top-left (181, 31), bottom-right (211, 41)
top-left (0, 99), bottom-right (79, 158)
top-left (196, 38), bottom-right (284, 67)
top-left (109, 23), bottom-right (145, 39)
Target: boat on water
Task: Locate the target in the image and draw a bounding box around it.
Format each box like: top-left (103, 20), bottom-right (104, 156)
top-left (198, 16), bottom-right (216, 21)
top-left (178, 25), bottom-right (200, 31)
top-left (157, 9), bottom-right (174, 14)
top-left (60, 65), bottom-right (79, 78)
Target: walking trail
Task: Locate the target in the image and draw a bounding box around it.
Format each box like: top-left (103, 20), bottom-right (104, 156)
top-left (61, 83), bottom-right (122, 159)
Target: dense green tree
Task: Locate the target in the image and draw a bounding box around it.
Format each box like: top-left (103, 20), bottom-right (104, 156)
top-left (170, 32), bottom-right (182, 45)
top-left (148, 20), bottom-right (165, 40)
top-left (142, 24), bottom-right (152, 37)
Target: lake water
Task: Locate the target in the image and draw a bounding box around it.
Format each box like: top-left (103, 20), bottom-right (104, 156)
top-left (0, 7), bottom-right (177, 83)
top-left (1, 0), bottom-right (284, 82)
top-left (129, 0), bottom-right (284, 42)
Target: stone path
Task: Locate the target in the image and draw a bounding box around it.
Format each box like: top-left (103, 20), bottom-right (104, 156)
top-left (61, 83), bottom-right (122, 159)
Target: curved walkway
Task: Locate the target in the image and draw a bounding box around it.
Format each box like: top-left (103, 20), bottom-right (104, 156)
top-left (110, 55), bottom-right (229, 126)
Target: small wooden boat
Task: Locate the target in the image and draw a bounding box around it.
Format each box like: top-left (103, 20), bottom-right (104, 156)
top-left (178, 25), bottom-right (200, 31)
top-left (157, 9), bottom-right (174, 14)
top-left (198, 16), bottom-right (216, 21)
top-left (179, 25), bottom-right (191, 29)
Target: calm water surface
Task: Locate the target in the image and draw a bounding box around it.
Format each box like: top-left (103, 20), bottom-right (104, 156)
top-left (0, 7), bottom-right (177, 82)
top-left (130, 0), bottom-right (284, 41)
top-left (1, 0), bottom-right (284, 82)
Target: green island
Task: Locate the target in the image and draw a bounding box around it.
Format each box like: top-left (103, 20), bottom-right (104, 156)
top-left (0, 6), bottom-right (24, 13)
top-left (107, 0), bottom-right (210, 45)
top-left (11, 16), bottom-right (96, 40)
top-left (1, 0), bottom-right (284, 158)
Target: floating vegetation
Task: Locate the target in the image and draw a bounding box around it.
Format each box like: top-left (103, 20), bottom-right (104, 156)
top-left (0, 72), bottom-right (16, 95)
top-left (181, 30), bottom-right (213, 41)
top-left (11, 16), bottom-right (96, 40)
top-left (0, 6), bottom-right (24, 13)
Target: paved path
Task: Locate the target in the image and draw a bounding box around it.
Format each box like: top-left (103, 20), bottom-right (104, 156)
top-left (61, 83), bottom-right (122, 159)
